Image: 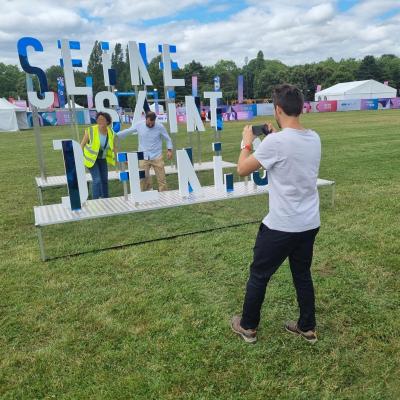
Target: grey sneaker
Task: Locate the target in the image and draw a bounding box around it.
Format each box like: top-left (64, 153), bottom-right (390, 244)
top-left (285, 320), bottom-right (318, 344)
top-left (231, 315), bottom-right (257, 343)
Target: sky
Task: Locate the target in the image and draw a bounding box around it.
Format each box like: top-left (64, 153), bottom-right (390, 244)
top-left (2, 0), bottom-right (400, 70)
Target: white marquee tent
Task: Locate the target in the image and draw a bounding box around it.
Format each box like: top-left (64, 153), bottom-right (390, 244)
top-left (63, 102), bottom-right (84, 108)
top-left (149, 102), bottom-right (164, 114)
top-left (0, 98), bottom-right (29, 132)
top-left (315, 80), bottom-right (397, 101)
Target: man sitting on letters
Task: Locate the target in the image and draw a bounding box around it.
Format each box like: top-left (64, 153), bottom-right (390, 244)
top-left (117, 111), bottom-right (173, 191)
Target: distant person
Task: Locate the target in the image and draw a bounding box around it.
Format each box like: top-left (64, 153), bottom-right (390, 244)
top-left (117, 111), bottom-right (173, 191)
top-left (231, 84), bottom-right (321, 344)
top-left (81, 112), bottom-right (116, 199)
top-left (201, 108), bottom-right (207, 122)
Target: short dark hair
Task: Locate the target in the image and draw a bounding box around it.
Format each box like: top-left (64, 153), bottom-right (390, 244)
top-left (272, 84), bottom-right (304, 116)
top-left (146, 111), bottom-right (157, 121)
top-left (96, 112), bottom-right (112, 125)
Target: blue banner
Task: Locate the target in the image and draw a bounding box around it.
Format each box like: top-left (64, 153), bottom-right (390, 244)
top-left (57, 77), bottom-right (66, 108)
top-left (214, 76), bottom-right (220, 91)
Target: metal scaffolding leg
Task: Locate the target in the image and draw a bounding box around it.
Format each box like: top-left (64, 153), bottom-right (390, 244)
top-left (37, 187), bottom-right (44, 205)
top-left (37, 227), bottom-right (47, 261)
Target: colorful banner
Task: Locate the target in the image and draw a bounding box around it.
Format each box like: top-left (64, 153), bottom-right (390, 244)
top-left (361, 99), bottom-right (378, 110)
top-left (257, 103), bottom-right (275, 115)
top-left (378, 98), bottom-right (390, 110)
top-left (25, 96), bottom-right (400, 128)
top-left (27, 110), bottom-right (90, 127)
top-left (312, 101), bottom-right (337, 113)
top-left (389, 98), bottom-right (400, 109)
top-left (89, 110), bottom-right (98, 123)
top-left (27, 112), bottom-right (57, 126)
top-left (57, 77), bottom-right (66, 108)
top-left (175, 104), bottom-right (255, 123)
top-left (337, 99), bottom-right (361, 112)
top-left (223, 104), bottom-right (255, 121)
top-left (192, 76), bottom-right (198, 97)
top-left (55, 110), bottom-right (72, 125)
top-left (176, 106), bottom-right (187, 123)
top-left (238, 75), bottom-right (244, 103)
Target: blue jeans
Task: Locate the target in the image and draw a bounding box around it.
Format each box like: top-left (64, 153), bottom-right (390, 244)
top-left (89, 158), bottom-right (109, 199)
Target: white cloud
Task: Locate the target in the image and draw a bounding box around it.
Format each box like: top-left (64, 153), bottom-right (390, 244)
top-left (1, 0), bottom-right (399, 73)
top-left (304, 3), bottom-right (335, 23)
top-left (76, 0), bottom-right (208, 20)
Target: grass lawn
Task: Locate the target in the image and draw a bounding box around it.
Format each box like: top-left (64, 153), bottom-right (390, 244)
top-left (0, 110), bottom-right (399, 399)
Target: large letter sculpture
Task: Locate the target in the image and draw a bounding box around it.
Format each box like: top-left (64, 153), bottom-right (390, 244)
top-left (94, 91), bottom-right (120, 123)
top-left (60, 39), bottom-right (92, 98)
top-left (212, 142), bottom-right (224, 192)
top-left (17, 37), bottom-right (54, 108)
top-left (176, 149), bottom-right (202, 197)
top-left (128, 41), bottom-right (153, 86)
top-left (251, 138), bottom-right (268, 185)
top-left (100, 41), bottom-right (117, 87)
top-left (118, 152), bottom-right (159, 203)
top-left (204, 92), bottom-right (223, 128)
top-left (53, 140), bottom-right (88, 210)
top-left (132, 91), bottom-right (148, 126)
top-left (252, 170), bottom-right (268, 186)
top-left (161, 44), bottom-right (184, 133)
top-left (185, 96), bottom-right (205, 132)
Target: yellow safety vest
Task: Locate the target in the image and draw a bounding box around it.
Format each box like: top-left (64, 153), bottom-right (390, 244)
top-left (83, 125), bottom-right (115, 168)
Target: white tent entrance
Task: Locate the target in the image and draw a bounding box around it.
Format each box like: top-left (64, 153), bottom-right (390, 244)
top-left (0, 98), bottom-right (29, 132)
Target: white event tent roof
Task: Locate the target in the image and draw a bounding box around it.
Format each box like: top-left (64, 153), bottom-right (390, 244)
top-left (0, 98), bottom-right (29, 132)
top-left (315, 80), bottom-right (396, 101)
top-left (63, 102), bottom-right (84, 108)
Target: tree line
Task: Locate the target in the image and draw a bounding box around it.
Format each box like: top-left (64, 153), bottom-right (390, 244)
top-left (1, 41), bottom-right (399, 107)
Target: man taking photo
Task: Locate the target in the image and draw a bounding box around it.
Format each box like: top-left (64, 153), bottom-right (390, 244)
top-left (231, 84), bottom-right (321, 344)
top-left (117, 111), bottom-right (173, 191)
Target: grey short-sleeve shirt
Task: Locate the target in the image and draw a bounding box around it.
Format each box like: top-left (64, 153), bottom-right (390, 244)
top-left (254, 128), bottom-right (321, 232)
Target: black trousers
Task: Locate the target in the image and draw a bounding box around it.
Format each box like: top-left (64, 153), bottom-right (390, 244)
top-left (241, 224), bottom-right (319, 331)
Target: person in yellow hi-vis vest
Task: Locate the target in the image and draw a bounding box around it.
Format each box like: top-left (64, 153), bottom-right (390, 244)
top-left (80, 112), bottom-right (117, 199)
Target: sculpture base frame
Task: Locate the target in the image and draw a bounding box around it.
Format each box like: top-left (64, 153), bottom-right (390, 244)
top-left (34, 179), bottom-right (335, 261)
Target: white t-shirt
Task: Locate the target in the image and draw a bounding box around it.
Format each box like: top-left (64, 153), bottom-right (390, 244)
top-left (254, 128), bottom-right (321, 232)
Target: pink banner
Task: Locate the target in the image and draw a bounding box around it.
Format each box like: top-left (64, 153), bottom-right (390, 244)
top-left (312, 101), bottom-right (337, 113)
top-left (390, 98), bottom-right (400, 109)
top-left (55, 110), bottom-right (72, 125)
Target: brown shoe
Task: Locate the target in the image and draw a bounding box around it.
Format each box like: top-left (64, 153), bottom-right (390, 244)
top-left (231, 315), bottom-right (257, 343)
top-left (285, 320), bottom-right (318, 344)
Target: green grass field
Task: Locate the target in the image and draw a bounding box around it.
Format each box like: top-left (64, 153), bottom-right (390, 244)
top-left (1, 110), bottom-right (399, 399)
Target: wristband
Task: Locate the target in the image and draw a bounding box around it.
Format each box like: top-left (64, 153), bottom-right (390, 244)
top-left (240, 140), bottom-right (252, 151)
top-left (242, 144), bottom-right (252, 152)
